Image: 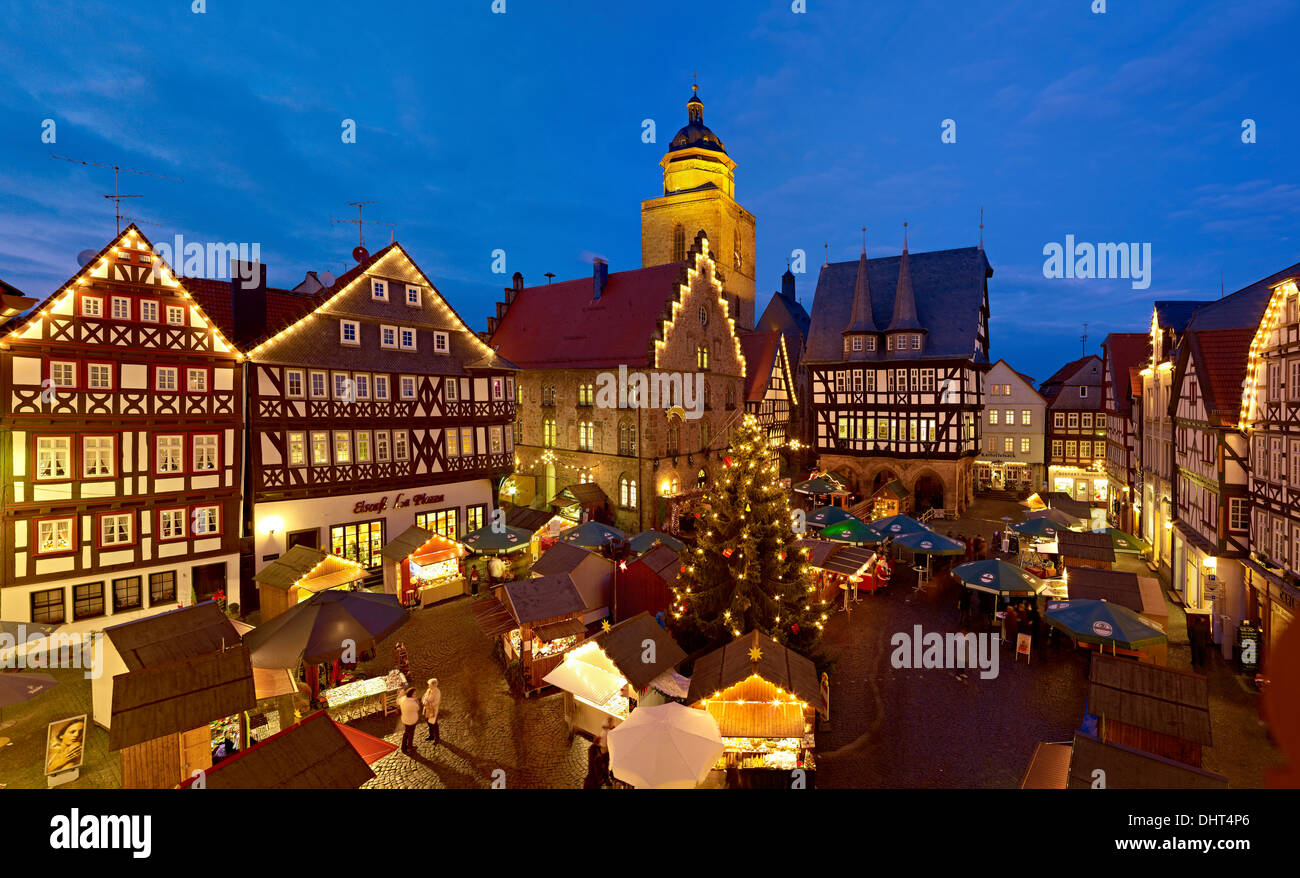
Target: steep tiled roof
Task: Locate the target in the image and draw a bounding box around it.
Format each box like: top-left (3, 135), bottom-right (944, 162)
top-left (1153, 300), bottom-right (1210, 332)
top-left (1182, 328), bottom-right (1254, 426)
top-left (739, 330), bottom-right (781, 402)
top-left (1184, 261), bottom-right (1300, 333)
top-left (490, 262), bottom-right (687, 369)
top-left (757, 283), bottom-right (810, 341)
top-left (183, 276), bottom-right (321, 345)
top-left (1039, 355), bottom-right (1093, 402)
top-left (804, 246), bottom-right (991, 363)
top-left (1045, 355), bottom-right (1104, 411)
top-left (1102, 333), bottom-right (1149, 418)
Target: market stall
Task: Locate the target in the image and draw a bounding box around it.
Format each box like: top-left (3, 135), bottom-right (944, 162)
top-left (550, 482), bottom-right (613, 526)
top-left (1044, 599), bottom-right (1167, 663)
top-left (322, 669), bottom-right (409, 723)
top-left (505, 505), bottom-right (565, 560)
top-left (686, 631), bottom-right (826, 784)
top-left (253, 545), bottom-right (367, 623)
top-left (461, 522), bottom-right (536, 583)
top-left (381, 526), bottom-right (467, 607)
top-left (499, 574), bottom-right (588, 692)
top-left (542, 611), bottom-right (688, 739)
top-left (796, 538), bottom-right (876, 606)
top-left (793, 472), bottom-right (851, 509)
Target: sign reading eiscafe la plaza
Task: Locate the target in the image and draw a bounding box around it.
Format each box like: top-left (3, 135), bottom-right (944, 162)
top-left (353, 492), bottom-right (446, 516)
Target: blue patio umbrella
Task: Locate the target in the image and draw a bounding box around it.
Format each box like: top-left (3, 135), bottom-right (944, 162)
top-left (893, 530), bottom-right (965, 556)
top-left (628, 529), bottom-right (686, 554)
top-left (953, 559), bottom-right (1046, 596)
top-left (460, 524), bottom-right (534, 554)
top-left (820, 518), bottom-right (884, 545)
top-left (806, 506), bottom-right (861, 530)
top-left (558, 520), bottom-right (628, 549)
top-left (1010, 517), bottom-right (1060, 539)
top-left (793, 476), bottom-right (843, 496)
top-left (868, 514), bottom-right (929, 538)
top-left (1044, 599), bottom-right (1167, 651)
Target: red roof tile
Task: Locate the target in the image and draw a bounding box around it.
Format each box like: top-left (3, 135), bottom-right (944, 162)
top-left (182, 277), bottom-right (323, 348)
top-left (490, 263), bottom-right (686, 369)
top-left (739, 330), bottom-right (781, 403)
top-left (1103, 332), bottom-right (1149, 417)
top-left (1184, 328), bottom-right (1254, 426)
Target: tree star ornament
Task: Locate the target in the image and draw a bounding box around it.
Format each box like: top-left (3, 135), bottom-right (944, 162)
top-left (748, 645), bottom-right (763, 662)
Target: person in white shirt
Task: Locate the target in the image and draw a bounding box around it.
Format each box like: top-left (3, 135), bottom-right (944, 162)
top-left (398, 687), bottom-right (421, 753)
top-left (422, 678), bottom-right (442, 745)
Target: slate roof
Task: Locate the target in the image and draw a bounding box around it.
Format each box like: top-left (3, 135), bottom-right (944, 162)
top-left (1088, 654), bottom-right (1212, 745)
top-left (1179, 328), bottom-right (1255, 426)
top-left (1064, 567), bottom-right (1143, 612)
top-left (1102, 333), bottom-right (1149, 418)
top-left (490, 261), bottom-right (687, 369)
top-left (1056, 529), bottom-right (1116, 563)
top-left (105, 602), bottom-right (241, 672)
top-left (1183, 261), bottom-right (1299, 333)
top-left (1045, 355), bottom-right (1104, 411)
top-left (739, 330), bottom-right (781, 402)
top-left (505, 505), bottom-right (555, 533)
top-left (804, 246), bottom-right (991, 364)
top-left (1067, 734), bottom-right (1227, 789)
top-left (1040, 355), bottom-right (1094, 401)
top-left (1153, 300), bottom-right (1211, 333)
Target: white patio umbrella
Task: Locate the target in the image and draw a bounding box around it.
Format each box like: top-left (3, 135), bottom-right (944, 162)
top-left (606, 702), bottom-right (724, 789)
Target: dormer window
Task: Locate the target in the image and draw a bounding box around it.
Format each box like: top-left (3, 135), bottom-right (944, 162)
top-left (910, 335), bottom-right (922, 350)
top-left (887, 336), bottom-right (895, 351)
top-left (851, 337), bottom-right (863, 352)
top-left (866, 337), bottom-right (877, 351)
top-left (433, 331), bottom-right (449, 354)
top-left (372, 280), bottom-right (388, 301)
top-left (406, 285), bottom-right (421, 307)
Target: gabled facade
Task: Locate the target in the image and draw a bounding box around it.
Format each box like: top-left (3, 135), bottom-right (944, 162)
top-left (804, 238), bottom-right (992, 516)
top-left (242, 242), bottom-right (516, 586)
top-left (1101, 333), bottom-right (1149, 533)
top-left (1043, 355), bottom-right (1106, 506)
top-left (0, 226), bottom-right (243, 629)
top-left (976, 359), bottom-right (1046, 494)
top-left (1239, 273), bottom-right (1300, 669)
top-left (490, 232), bottom-right (746, 533)
top-left (739, 330), bottom-right (796, 446)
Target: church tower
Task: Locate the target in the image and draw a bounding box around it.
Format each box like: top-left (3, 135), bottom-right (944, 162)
top-left (641, 84), bottom-right (756, 329)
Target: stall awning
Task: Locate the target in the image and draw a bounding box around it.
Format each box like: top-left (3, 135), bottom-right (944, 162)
top-left (1020, 742), bottom-right (1072, 789)
top-left (533, 618), bottom-right (586, 642)
top-left (543, 656), bottom-right (626, 706)
top-left (469, 597), bottom-right (517, 639)
top-left (705, 701), bottom-right (805, 738)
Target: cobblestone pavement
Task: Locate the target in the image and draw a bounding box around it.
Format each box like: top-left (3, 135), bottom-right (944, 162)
top-left (813, 498), bottom-right (1282, 788)
top-left (0, 666), bottom-right (120, 790)
top-left (352, 595), bottom-right (588, 790)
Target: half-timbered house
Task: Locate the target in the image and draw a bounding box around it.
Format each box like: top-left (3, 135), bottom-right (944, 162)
top-left (1239, 270), bottom-right (1300, 669)
top-left (1101, 334), bottom-right (1149, 533)
top-left (489, 232), bottom-right (747, 534)
top-left (238, 242), bottom-right (517, 591)
top-left (0, 225), bottom-right (243, 630)
top-left (803, 236), bottom-right (992, 516)
top-left (739, 330), bottom-right (796, 446)
top-left (1042, 355), bottom-right (1106, 509)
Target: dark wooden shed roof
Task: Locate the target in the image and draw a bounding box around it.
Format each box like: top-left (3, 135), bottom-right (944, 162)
top-left (1065, 568), bottom-right (1142, 612)
top-left (502, 574), bottom-right (586, 624)
top-left (180, 711), bottom-right (375, 789)
top-left (590, 612), bottom-right (687, 691)
top-left (1068, 734), bottom-right (1227, 789)
top-left (382, 526), bottom-right (437, 562)
top-left (687, 630), bottom-right (823, 710)
top-left (630, 544), bottom-right (681, 583)
top-left (1088, 654), bottom-right (1212, 745)
top-left (105, 601), bottom-right (241, 672)
top-left (1057, 530), bottom-right (1116, 563)
top-left (109, 646), bottom-right (256, 750)
top-left (505, 505), bottom-right (555, 533)
top-left (550, 482), bottom-right (610, 509)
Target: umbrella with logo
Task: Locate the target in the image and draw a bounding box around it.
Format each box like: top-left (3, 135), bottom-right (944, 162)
top-left (606, 701), bottom-right (725, 789)
top-left (460, 524), bottom-right (534, 554)
top-left (1010, 517), bottom-right (1059, 539)
top-left (868, 514), bottom-right (929, 538)
top-left (820, 518), bottom-right (883, 546)
top-left (953, 559), bottom-right (1046, 596)
top-left (1024, 508), bottom-right (1082, 529)
top-left (1101, 527), bottom-right (1150, 555)
top-left (243, 589), bottom-right (410, 669)
top-left (893, 530), bottom-right (964, 556)
top-left (558, 520), bottom-right (628, 549)
top-left (628, 529), bottom-right (686, 555)
top-left (806, 506), bottom-right (860, 531)
top-left (793, 475), bottom-right (844, 497)
top-left (1044, 599), bottom-right (1167, 651)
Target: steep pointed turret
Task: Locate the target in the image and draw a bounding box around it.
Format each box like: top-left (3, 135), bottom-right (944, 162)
top-left (886, 223), bottom-right (926, 353)
top-left (842, 230), bottom-right (879, 358)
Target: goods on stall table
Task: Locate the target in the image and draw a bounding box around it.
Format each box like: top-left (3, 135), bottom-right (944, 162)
top-left (715, 736), bottom-right (807, 771)
top-left (508, 629), bottom-right (578, 660)
top-left (323, 670), bottom-right (409, 723)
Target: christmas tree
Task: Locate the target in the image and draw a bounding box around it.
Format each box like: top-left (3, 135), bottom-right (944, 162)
top-left (669, 414), bottom-right (826, 658)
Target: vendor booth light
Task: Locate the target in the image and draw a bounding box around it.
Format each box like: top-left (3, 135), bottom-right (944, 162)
top-left (261, 516), bottom-right (284, 536)
top-left (1202, 556), bottom-right (1217, 571)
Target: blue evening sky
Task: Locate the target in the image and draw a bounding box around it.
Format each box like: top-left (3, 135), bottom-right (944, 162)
top-left (1, 0), bottom-right (1296, 381)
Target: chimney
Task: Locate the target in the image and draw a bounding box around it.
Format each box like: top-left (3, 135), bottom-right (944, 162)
top-left (593, 258), bottom-right (608, 300)
top-left (231, 259), bottom-right (268, 346)
top-left (505, 271), bottom-right (523, 304)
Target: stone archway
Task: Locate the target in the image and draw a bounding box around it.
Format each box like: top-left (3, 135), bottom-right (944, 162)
top-left (871, 468), bottom-right (900, 494)
top-left (912, 470), bottom-right (947, 514)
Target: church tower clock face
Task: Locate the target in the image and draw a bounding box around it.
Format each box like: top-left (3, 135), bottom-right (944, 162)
top-left (640, 83), bottom-right (756, 330)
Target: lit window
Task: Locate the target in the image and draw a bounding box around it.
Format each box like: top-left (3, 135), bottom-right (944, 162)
top-left (83, 436), bottom-right (116, 478)
top-left (460, 427), bottom-right (473, 456)
top-left (356, 431), bottom-right (372, 462)
top-left (311, 432), bottom-right (330, 465)
top-left (375, 431), bottom-right (391, 461)
top-left (287, 432), bottom-right (306, 467)
top-left (394, 431), bottom-right (409, 461)
top-left (447, 427), bottom-right (459, 457)
top-left (156, 435), bottom-right (184, 474)
top-left (155, 367), bottom-right (178, 392)
top-left (333, 431), bottom-right (351, 464)
top-left (186, 368), bottom-right (208, 393)
top-left (192, 506), bottom-right (220, 536)
top-left (193, 435), bottom-right (219, 471)
top-left (101, 513), bottom-right (133, 547)
top-left (158, 509), bottom-right (187, 541)
top-left (37, 518), bottom-right (74, 554)
top-left (36, 437), bottom-right (71, 480)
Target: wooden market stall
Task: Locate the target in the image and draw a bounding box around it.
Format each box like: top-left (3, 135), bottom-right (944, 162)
top-left (1086, 654), bottom-right (1212, 767)
top-left (796, 538), bottom-right (876, 606)
top-left (1056, 530), bottom-right (1116, 571)
top-left (109, 645), bottom-right (256, 788)
top-left (550, 482), bottom-right (613, 525)
top-left (381, 525), bottom-right (467, 607)
top-left (543, 611), bottom-right (688, 739)
top-left (616, 544), bottom-right (680, 623)
top-left (531, 541), bottom-right (614, 624)
top-left (499, 574), bottom-right (588, 691)
top-left (505, 505), bottom-right (564, 560)
top-left (1067, 733), bottom-right (1227, 789)
top-left (179, 710), bottom-right (376, 789)
top-left (687, 631), bottom-right (827, 784)
top-left (1062, 568), bottom-right (1168, 662)
top-left (253, 545), bottom-right (366, 623)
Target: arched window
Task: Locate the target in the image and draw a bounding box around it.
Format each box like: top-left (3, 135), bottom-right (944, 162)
top-left (696, 468), bottom-right (708, 489)
top-left (673, 225), bottom-right (686, 263)
top-left (696, 345), bottom-right (709, 371)
top-left (726, 384), bottom-right (736, 410)
top-left (619, 475), bottom-right (638, 508)
top-left (733, 227), bottom-right (742, 271)
top-left (666, 420), bottom-right (680, 456)
top-left (618, 419), bottom-right (637, 456)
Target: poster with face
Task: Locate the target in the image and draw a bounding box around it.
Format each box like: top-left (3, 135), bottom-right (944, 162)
top-left (44, 714), bottom-right (87, 776)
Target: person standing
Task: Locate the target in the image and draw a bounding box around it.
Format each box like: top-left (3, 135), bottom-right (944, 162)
top-left (422, 678), bottom-right (442, 745)
top-left (969, 589), bottom-right (983, 632)
top-left (875, 555), bottom-right (892, 592)
top-left (958, 586), bottom-right (972, 628)
top-left (399, 687), bottom-right (421, 753)
top-left (1003, 603), bottom-right (1020, 646)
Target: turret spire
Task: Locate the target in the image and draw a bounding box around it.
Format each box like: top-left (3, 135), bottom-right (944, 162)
top-left (845, 230), bottom-right (880, 336)
top-left (886, 222), bottom-right (925, 334)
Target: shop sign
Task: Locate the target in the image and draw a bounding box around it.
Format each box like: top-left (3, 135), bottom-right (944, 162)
top-left (1237, 623), bottom-right (1261, 673)
top-left (1091, 621), bottom-right (1114, 637)
top-left (353, 492), bottom-right (445, 516)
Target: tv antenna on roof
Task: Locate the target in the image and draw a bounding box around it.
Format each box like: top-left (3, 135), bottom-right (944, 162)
top-left (52, 155), bottom-right (184, 235)
top-left (331, 200), bottom-right (389, 249)
top-left (1081, 322), bottom-right (1088, 356)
